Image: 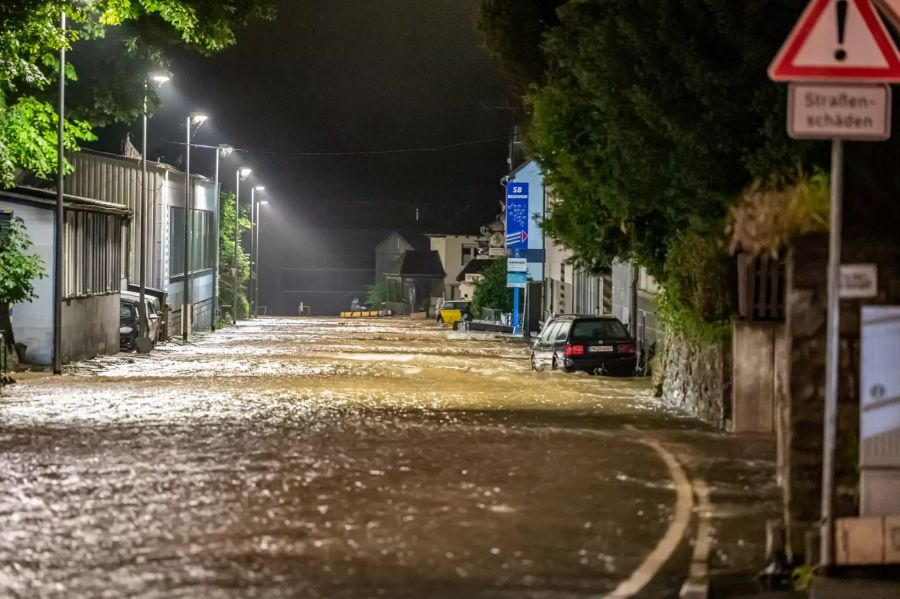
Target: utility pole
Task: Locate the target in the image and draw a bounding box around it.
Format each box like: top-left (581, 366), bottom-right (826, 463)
top-left (52, 10), bottom-right (66, 375)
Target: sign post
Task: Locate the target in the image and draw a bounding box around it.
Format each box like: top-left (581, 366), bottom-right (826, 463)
top-left (506, 182), bottom-right (529, 335)
top-left (769, 0), bottom-right (900, 568)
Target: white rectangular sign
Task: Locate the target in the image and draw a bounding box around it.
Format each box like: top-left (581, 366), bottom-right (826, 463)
top-left (507, 257), bottom-right (527, 273)
top-left (841, 264), bottom-right (879, 298)
top-left (788, 83), bottom-right (891, 140)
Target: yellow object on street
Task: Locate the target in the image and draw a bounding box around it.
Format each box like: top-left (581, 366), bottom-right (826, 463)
top-left (437, 301), bottom-right (471, 326)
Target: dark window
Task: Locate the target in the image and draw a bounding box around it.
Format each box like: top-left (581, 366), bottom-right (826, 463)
top-left (571, 319), bottom-right (631, 340)
top-left (120, 303), bottom-right (136, 323)
top-left (554, 321), bottom-right (571, 342)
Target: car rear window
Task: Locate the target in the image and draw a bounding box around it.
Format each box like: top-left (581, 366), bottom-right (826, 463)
top-left (571, 319), bottom-right (630, 340)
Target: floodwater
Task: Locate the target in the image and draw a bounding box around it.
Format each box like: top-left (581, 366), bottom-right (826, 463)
top-left (0, 318), bottom-right (776, 598)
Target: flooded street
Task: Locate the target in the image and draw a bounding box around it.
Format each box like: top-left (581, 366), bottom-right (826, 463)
top-left (0, 318), bottom-right (777, 598)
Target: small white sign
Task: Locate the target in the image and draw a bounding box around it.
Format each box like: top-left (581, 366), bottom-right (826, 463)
top-left (788, 83), bottom-right (891, 140)
top-left (488, 247), bottom-right (505, 257)
top-left (507, 257), bottom-right (527, 273)
top-left (841, 263), bottom-right (879, 298)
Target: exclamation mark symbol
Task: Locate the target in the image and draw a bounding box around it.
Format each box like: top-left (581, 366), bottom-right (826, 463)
top-left (835, 0), bottom-right (848, 61)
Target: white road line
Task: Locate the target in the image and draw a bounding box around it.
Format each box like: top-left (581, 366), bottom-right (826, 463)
top-left (681, 479), bottom-right (712, 599)
top-left (601, 434), bottom-right (695, 599)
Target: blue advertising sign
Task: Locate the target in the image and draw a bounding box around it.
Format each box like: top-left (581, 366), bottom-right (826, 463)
top-left (505, 182), bottom-right (529, 253)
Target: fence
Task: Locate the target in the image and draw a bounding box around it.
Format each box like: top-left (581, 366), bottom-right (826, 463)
top-left (737, 253), bottom-right (785, 321)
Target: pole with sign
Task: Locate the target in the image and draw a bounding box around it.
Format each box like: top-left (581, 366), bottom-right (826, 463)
top-left (769, 0), bottom-right (900, 568)
top-left (506, 182), bottom-right (529, 335)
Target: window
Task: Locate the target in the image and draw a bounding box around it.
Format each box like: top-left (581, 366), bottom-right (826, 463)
top-left (571, 318), bottom-right (631, 340)
top-left (539, 320), bottom-right (558, 343)
top-left (64, 210), bottom-right (124, 298)
top-left (460, 244), bottom-right (478, 266)
top-left (554, 321), bottom-right (571, 343)
top-left (170, 208), bottom-right (215, 277)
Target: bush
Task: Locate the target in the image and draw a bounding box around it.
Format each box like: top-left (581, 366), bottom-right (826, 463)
top-left (659, 229), bottom-right (733, 343)
top-left (471, 260), bottom-right (513, 318)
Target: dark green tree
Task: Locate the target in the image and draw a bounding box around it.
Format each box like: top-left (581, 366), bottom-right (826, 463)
top-left (217, 192), bottom-right (251, 323)
top-left (0, 217), bottom-right (47, 352)
top-left (0, 0), bottom-right (275, 187)
top-left (471, 259), bottom-right (513, 318)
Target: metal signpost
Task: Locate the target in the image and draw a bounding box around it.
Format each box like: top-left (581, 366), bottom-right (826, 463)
top-left (505, 182), bottom-right (529, 335)
top-left (769, 0), bottom-right (900, 568)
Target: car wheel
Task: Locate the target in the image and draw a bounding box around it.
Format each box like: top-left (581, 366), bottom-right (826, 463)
top-left (530, 353), bottom-right (538, 371)
top-left (551, 355), bottom-right (558, 371)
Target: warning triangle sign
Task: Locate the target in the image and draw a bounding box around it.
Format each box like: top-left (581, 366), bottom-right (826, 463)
top-left (769, 0), bottom-right (900, 81)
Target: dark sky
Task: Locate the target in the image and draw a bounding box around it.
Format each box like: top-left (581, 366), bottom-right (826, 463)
top-left (92, 0), bottom-right (514, 313)
top-left (131, 0), bottom-right (510, 231)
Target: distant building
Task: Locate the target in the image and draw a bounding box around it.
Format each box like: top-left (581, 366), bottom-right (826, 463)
top-left (428, 233), bottom-right (483, 300)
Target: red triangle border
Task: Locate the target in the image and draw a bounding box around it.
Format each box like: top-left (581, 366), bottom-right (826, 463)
top-left (769, 0), bottom-right (900, 82)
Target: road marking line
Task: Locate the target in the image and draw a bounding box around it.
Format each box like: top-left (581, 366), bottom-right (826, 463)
top-left (680, 479), bottom-right (712, 599)
top-left (601, 433), bottom-right (694, 599)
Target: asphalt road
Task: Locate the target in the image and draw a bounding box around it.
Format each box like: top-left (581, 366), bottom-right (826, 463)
top-left (0, 318), bottom-right (778, 598)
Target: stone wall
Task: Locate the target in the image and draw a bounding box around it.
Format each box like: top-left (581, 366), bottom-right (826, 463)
top-left (782, 233), bottom-right (900, 558)
top-left (660, 332), bottom-right (730, 428)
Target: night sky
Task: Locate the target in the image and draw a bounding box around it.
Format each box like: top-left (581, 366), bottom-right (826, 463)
top-left (91, 0), bottom-right (513, 314)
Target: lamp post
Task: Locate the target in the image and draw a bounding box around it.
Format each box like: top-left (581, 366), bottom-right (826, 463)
top-left (256, 200), bottom-right (269, 317)
top-left (138, 73), bottom-right (170, 347)
top-left (211, 144), bottom-right (233, 331)
top-left (182, 113), bottom-right (207, 341)
top-left (250, 185), bottom-right (265, 318)
top-left (233, 167), bottom-right (252, 324)
top-left (52, 10), bottom-right (67, 375)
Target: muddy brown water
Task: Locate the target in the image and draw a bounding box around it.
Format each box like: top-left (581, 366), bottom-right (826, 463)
top-left (0, 317), bottom-right (735, 598)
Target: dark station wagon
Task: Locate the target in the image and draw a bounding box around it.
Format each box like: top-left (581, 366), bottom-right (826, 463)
top-left (531, 315), bottom-right (636, 376)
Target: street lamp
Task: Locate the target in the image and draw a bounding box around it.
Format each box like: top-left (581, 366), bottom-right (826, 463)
top-left (53, 0), bottom-right (94, 374)
top-left (255, 200), bottom-right (269, 317)
top-left (250, 185), bottom-right (265, 318)
top-left (233, 167), bottom-right (252, 324)
top-left (138, 72), bottom-right (170, 349)
top-left (182, 112), bottom-right (207, 341)
top-left (211, 144), bottom-right (233, 331)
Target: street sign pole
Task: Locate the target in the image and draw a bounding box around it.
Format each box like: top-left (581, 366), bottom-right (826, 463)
top-left (513, 287), bottom-right (520, 335)
top-left (820, 138), bottom-right (844, 568)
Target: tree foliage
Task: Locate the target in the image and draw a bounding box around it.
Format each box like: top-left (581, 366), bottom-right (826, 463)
top-left (217, 191), bottom-right (251, 322)
top-left (0, 0), bottom-right (275, 187)
top-left (471, 259), bottom-right (513, 318)
top-left (0, 216), bottom-right (47, 347)
top-left (526, 0), bottom-right (821, 278)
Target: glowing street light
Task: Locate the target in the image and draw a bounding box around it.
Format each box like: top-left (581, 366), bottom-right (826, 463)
top-left (182, 112), bottom-right (208, 341)
top-left (250, 185), bottom-right (265, 318)
top-left (255, 200), bottom-right (270, 317)
top-left (211, 144), bottom-right (234, 331)
top-left (232, 167), bottom-right (252, 324)
top-left (137, 71), bottom-right (171, 350)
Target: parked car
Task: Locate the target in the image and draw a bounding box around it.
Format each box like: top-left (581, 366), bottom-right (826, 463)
top-left (436, 300), bottom-right (472, 325)
top-left (531, 314), bottom-right (636, 376)
top-left (120, 291), bottom-right (162, 350)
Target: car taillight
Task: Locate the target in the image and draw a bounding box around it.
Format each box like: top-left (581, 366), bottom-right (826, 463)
top-left (564, 344), bottom-right (584, 356)
top-left (618, 343), bottom-right (636, 354)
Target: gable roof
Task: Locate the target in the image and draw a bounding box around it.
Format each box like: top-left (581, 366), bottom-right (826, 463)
top-left (390, 250), bottom-right (445, 278)
top-left (455, 258), bottom-right (496, 282)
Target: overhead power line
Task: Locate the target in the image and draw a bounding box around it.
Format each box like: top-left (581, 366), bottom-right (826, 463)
top-left (167, 135), bottom-right (511, 158)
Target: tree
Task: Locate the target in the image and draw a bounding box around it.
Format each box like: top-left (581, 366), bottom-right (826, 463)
top-left (471, 259), bottom-right (513, 318)
top-left (0, 0), bottom-right (275, 188)
top-left (217, 191), bottom-right (251, 323)
top-left (0, 217), bottom-right (47, 352)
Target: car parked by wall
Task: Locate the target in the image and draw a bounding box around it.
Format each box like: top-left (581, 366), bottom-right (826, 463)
top-left (120, 291), bottom-right (162, 351)
top-left (531, 314), bottom-right (636, 376)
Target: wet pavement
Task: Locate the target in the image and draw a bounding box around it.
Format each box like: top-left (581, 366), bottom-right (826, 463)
top-left (0, 318), bottom-right (779, 598)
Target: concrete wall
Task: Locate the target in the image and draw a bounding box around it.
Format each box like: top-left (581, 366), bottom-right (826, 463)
top-left (732, 321), bottom-right (788, 433)
top-left (1, 200), bottom-right (54, 364)
top-left (61, 293), bottom-right (119, 363)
